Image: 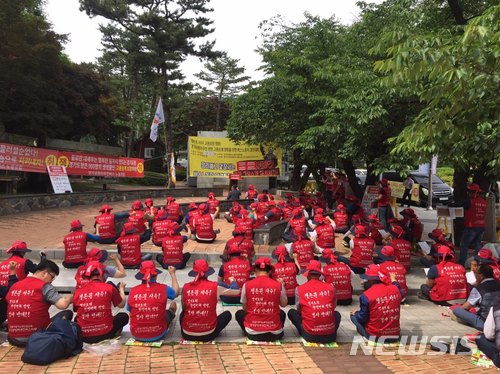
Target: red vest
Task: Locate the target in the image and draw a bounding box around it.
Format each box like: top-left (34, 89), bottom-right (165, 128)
top-left (63, 231), bottom-right (88, 264)
top-left (289, 217), bottom-right (306, 233)
top-left (272, 262), bottom-right (298, 297)
top-left (207, 199), bottom-right (220, 214)
top-left (430, 262), bottom-right (468, 301)
top-left (369, 222), bottom-right (385, 243)
top-left (75, 265), bottom-right (89, 289)
top-left (298, 279), bottom-right (337, 335)
top-left (292, 239), bottom-right (315, 269)
top-left (116, 234), bottom-right (142, 266)
top-left (247, 190), bottom-right (258, 199)
top-left (391, 238), bottom-right (412, 270)
top-left (74, 281), bottom-right (117, 337)
top-left (464, 197), bottom-right (487, 228)
top-left (95, 213), bottom-right (116, 239)
top-left (350, 237), bottom-right (375, 268)
top-left (129, 282), bottom-right (167, 339)
top-left (0, 256), bottom-right (27, 287)
top-left (244, 276), bottom-right (283, 332)
top-left (194, 214), bottom-right (215, 240)
top-left (188, 210), bottom-right (201, 228)
top-left (323, 262), bottom-right (352, 300)
top-left (128, 210), bottom-right (147, 234)
top-left (256, 202), bottom-right (269, 216)
top-left (379, 261), bottom-right (408, 295)
top-left (223, 258), bottom-right (250, 290)
top-left (364, 283), bottom-right (401, 337)
top-left (181, 279), bottom-right (218, 334)
top-left (166, 203), bottom-right (181, 222)
top-left (378, 187), bottom-right (391, 206)
top-left (281, 207), bottom-right (292, 220)
top-left (161, 234), bottom-right (185, 265)
top-left (235, 218), bottom-right (254, 239)
top-left (492, 265), bottom-right (500, 282)
top-left (315, 223), bottom-right (335, 249)
top-left (227, 237), bottom-right (254, 258)
top-left (6, 277), bottom-right (51, 338)
top-left (268, 207), bottom-right (282, 222)
top-left (333, 211), bottom-right (348, 229)
top-left (152, 220), bottom-right (172, 243)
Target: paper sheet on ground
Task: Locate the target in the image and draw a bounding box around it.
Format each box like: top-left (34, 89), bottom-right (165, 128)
top-left (424, 268), bottom-right (430, 276)
top-left (179, 339), bottom-right (215, 345)
top-left (246, 339), bottom-right (281, 345)
top-left (418, 241), bottom-right (431, 255)
top-left (125, 338), bottom-right (163, 347)
top-left (378, 229), bottom-right (388, 237)
top-left (300, 338), bottom-right (338, 348)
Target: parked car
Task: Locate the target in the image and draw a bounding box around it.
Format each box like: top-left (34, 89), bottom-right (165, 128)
top-left (381, 171), bottom-right (453, 207)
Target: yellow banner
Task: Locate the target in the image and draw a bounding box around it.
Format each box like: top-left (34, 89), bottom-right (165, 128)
top-left (188, 137), bottom-right (282, 178)
top-left (389, 181), bottom-right (420, 202)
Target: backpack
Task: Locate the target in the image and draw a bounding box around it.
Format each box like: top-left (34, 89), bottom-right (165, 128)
top-left (21, 318), bottom-right (83, 365)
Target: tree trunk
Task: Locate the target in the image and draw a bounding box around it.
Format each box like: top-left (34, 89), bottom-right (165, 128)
top-left (342, 159), bottom-right (363, 199)
top-left (452, 167), bottom-right (469, 245)
top-left (289, 149), bottom-right (303, 191)
top-left (472, 161), bottom-right (492, 192)
top-left (447, 0), bottom-right (467, 25)
top-left (365, 161), bottom-right (378, 187)
top-left (300, 168), bottom-right (311, 190)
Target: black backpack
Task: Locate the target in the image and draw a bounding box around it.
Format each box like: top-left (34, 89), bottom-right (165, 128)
top-left (21, 318), bottom-right (83, 365)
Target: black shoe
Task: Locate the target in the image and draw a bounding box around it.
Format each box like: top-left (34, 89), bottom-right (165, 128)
top-left (454, 339), bottom-right (471, 355)
top-left (417, 291), bottom-right (427, 300)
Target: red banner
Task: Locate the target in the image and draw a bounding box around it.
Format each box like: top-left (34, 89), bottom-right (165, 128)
top-left (237, 159), bottom-right (276, 171)
top-left (0, 143), bottom-right (144, 178)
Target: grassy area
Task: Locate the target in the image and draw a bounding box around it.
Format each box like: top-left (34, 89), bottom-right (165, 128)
top-left (436, 167), bottom-right (454, 186)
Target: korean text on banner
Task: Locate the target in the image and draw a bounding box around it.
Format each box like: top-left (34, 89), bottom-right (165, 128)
top-left (188, 136), bottom-right (282, 178)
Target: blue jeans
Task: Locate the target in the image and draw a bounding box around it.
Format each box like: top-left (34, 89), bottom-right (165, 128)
top-left (378, 206), bottom-right (393, 231)
top-left (459, 227), bottom-right (485, 265)
top-left (452, 307), bottom-right (484, 331)
top-left (476, 334), bottom-right (500, 368)
top-left (349, 315), bottom-right (399, 343)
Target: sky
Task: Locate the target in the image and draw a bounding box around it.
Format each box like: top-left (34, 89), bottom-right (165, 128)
top-left (45, 0), bottom-right (384, 82)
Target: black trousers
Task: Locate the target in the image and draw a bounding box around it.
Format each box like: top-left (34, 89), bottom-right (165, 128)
top-left (63, 261), bottom-right (85, 269)
top-left (82, 312), bottom-right (129, 344)
top-left (401, 188), bottom-right (412, 207)
top-left (288, 309), bottom-right (341, 343)
top-left (235, 309), bottom-right (286, 341)
top-left (156, 253), bottom-right (191, 270)
top-left (180, 310), bottom-right (232, 342)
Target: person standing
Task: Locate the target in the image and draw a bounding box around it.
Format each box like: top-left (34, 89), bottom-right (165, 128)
top-left (400, 176), bottom-right (414, 208)
top-left (377, 179), bottom-right (394, 230)
top-left (227, 185), bottom-right (242, 201)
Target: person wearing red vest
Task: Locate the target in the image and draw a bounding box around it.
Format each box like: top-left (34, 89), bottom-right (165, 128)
top-left (333, 204), bottom-right (349, 233)
top-left (278, 200), bottom-right (292, 220)
top-left (181, 259), bottom-right (240, 342)
top-left (245, 184), bottom-right (258, 201)
top-left (0, 261), bottom-right (20, 327)
top-left (143, 197), bottom-right (158, 222)
top-left (386, 224), bottom-right (412, 271)
top-left (272, 246), bottom-right (300, 305)
top-left (376, 246), bottom-right (408, 301)
top-left (223, 228), bottom-right (255, 262)
top-left (367, 214), bottom-right (384, 245)
top-left (165, 197), bottom-right (182, 223)
top-left (152, 210), bottom-right (174, 245)
top-left (218, 245), bottom-right (251, 304)
top-left (6, 260), bottom-right (73, 346)
top-left (377, 178), bottom-right (394, 230)
top-left (459, 183), bottom-right (487, 266)
top-left (128, 261), bottom-right (179, 342)
top-left (288, 260), bottom-right (341, 343)
top-left (289, 226), bottom-right (316, 269)
top-left (116, 222), bottom-right (150, 269)
top-left (183, 202), bottom-right (199, 235)
top-left (308, 215), bottom-right (336, 253)
top-left (224, 202), bottom-right (243, 223)
top-left (283, 208), bottom-right (307, 243)
top-left (321, 249), bottom-right (353, 305)
top-left (419, 245), bottom-right (468, 303)
top-left (63, 220), bottom-right (89, 268)
top-left (473, 248), bottom-right (500, 283)
top-left (0, 241), bottom-right (43, 287)
top-left (400, 208), bottom-right (423, 242)
top-left (345, 195), bottom-right (365, 224)
top-left (207, 192), bottom-right (221, 218)
top-left (350, 264), bottom-right (403, 343)
top-left (89, 204), bottom-right (129, 244)
top-left (321, 170), bottom-right (335, 210)
top-left (156, 229), bottom-right (191, 270)
top-left (191, 204), bottom-right (219, 243)
top-left (264, 200), bottom-right (283, 223)
top-left (236, 257), bottom-right (288, 341)
top-left (127, 200), bottom-right (147, 234)
top-left (234, 209), bottom-right (254, 239)
top-left (340, 225), bottom-right (375, 274)
top-left (74, 249), bottom-right (126, 289)
top-left (74, 261), bottom-right (128, 343)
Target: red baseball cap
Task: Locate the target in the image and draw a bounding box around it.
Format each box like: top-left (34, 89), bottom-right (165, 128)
top-left (70, 219), bottom-right (84, 231)
top-left (99, 204), bottom-right (113, 213)
top-left (6, 240), bottom-right (31, 253)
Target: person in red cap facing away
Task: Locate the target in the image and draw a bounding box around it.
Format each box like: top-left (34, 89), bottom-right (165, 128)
top-left (400, 208), bottom-right (422, 242)
top-left (421, 228), bottom-right (455, 267)
top-left (74, 261), bottom-right (128, 343)
top-left (376, 178), bottom-right (394, 230)
top-left (63, 220), bottom-right (89, 268)
top-left (157, 229), bottom-right (191, 270)
top-left (74, 249), bottom-right (126, 289)
top-left (472, 248), bottom-right (500, 282)
top-left (272, 246), bottom-right (300, 305)
top-left (127, 200), bottom-right (147, 234)
top-left (385, 224), bottom-right (412, 271)
top-left (321, 249), bottom-right (353, 305)
top-left (419, 245), bottom-right (468, 303)
top-left (308, 215), bottom-right (336, 254)
top-left (223, 228), bottom-right (255, 262)
top-left (288, 225), bottom-right (316, 269)
top-left (283, 208), bottom-right (307, 243)
top-left (183, 202), bottom-right (199, 236)
top-left (181, 259), bottom-right (240, 342)
top-left (0, 241), bottom-right (45, 287)
top-left (207, 192), bottom-right (221, 218)
top-left (191, 203), bottom-right (218, 243)
top-left (345, 195), bottom-right (365, 223)
top-left (128, 261), bottom-right (179, 342)
top-left (218, 244), bottom-right (251, 304)
top-left (234, 209), bottom-right (254, 239)
top-left (224, 201), bottom-right (243, 223)
top-left (339, 225), bottom-right (375, 274)
top-left (6, 260), bottom-right (73, 346)
top-left (288, 260), bottom-right (341, 343)
top-left (265, 200), bottom-right (283, 223)
top-left (278, 200), bottom-right (292, 220)
top-left (152, 209), bottom-right (177, 245)
top-left (458, 183), bottom-right (487, 266)
top-left (333, 204), bottom-right (349, 234)
top-left (0, 261), bottom-right (19, 328)
top-left (143, 198), bottom-right (158, 221)
top-left (350, 264), bottom-right (403, 343)
top-left (236, 257), bottom-right (288, 341)
top-left (367, 214), bottom-right (385, 245)
top-left (165, 196), bottom-right (182, 223)
top-left (91, 204), bottom-right (129, 244)
top-left (245, 184), bottom-right (258, 201)
top-left (376, 246), bottom-right (408, 301)
top-left (116, 222), bottom-right (151, 269)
